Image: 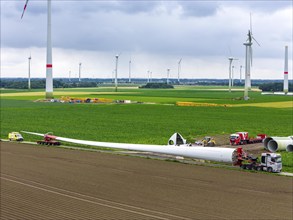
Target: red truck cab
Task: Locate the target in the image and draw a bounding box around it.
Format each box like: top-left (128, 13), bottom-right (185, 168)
top-left (230, 132), bottom-right (249, 145)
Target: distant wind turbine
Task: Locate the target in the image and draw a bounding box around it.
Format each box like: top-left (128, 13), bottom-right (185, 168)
top-left (178, 58), bottom-right (182, 84)
top-left (128, 59), bottom-right (131, 83)
top-left (22, 0), bottom-right (53, 99)
top-left (228, 57), bottom-right (238, 92)
top-left (28, 55), bottom-right (31, 90)
top-left (115, 54), bottom-right (119, 92)
top-left (79, 63), bottom-right (82, 82)
top-left (167, 69), bottom-right (170, 84)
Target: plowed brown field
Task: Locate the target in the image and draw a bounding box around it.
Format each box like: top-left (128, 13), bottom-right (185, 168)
top-left (1, 142), bottom-right (292, 220)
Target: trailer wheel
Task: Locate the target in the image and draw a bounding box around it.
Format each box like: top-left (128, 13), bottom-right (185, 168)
top-left (267, 167), bottom-right (273, 173)
top-left (256, 166), bottom-right (262, 171)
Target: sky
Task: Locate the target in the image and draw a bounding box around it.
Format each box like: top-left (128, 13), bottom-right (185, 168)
top-left (1, 0), bottom-right (292, 80)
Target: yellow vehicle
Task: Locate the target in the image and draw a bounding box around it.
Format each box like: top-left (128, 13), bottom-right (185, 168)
top-left (8, 132), bottom-right (24, 141)
top-left (201, 136), bottom-right (216, 147)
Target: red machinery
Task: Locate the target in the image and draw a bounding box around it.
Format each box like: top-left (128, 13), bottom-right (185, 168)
top-left (37, 134), bottom-right (61, 146)
top-left (230, 132), bottom-right (266, 145)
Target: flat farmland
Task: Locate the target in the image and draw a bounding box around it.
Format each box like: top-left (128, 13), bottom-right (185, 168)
top-left (1, 86), bottom-right (292, 170)
top-left (1, 142), bottom-right (292, 220)
top-left (1, 86), bottom-right (292, 143)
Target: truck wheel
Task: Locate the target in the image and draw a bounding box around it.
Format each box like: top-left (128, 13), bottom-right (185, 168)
top-left (267, 167), bottom-right (273, 173)
top-left (256, 166), bottom-right (262, 171)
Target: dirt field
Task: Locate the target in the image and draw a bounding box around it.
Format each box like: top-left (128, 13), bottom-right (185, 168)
top-left (1, 142), bottom-right (292, 220)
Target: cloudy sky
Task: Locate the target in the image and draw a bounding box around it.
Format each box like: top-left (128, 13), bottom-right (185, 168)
top-left (1, 0), bottom-right (292, 79)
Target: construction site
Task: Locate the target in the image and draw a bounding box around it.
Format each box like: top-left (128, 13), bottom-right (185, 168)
top-left (1, 141), bottom-right (292, 220)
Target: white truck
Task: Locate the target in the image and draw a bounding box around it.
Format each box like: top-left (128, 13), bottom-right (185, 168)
top-left (8, 132), bottom-right (24, 141)
top-left (240, 152), bottom-right (282, 173)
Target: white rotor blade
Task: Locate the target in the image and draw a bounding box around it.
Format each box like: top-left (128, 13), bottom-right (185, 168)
top-left (252, 36), bottom-right (261, 47)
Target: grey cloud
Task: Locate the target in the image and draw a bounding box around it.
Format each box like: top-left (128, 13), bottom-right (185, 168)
top-left (53, 1), bottom-right (161, 14)
top-left (223, 0), bottom-right (292, 12)
top-left (177, 1), bottom-right (220, 17)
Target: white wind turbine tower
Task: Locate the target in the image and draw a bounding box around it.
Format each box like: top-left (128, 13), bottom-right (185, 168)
top-left (128, 59), bottom-right (131, 83)
top-left (239, 65), bottom-right (243, 83)
top-left (115, 54), bottom-right (119, 92)
top-left (232, 65), bottom-right (235, 87)
top-left (228, 57), bottom-right (237, 92)
top-left (243, 13), bottom-right (260, 100)
top-left (78, 63), bottom-right (82, 82)
top-left (283, 45), bottom-right (289, 94)
top-left (177, 58), bottom-right (182, 84)
top-left (28, 55), bottom-right (31, 90)
top-left (167, 69), bottom-right (170, 84)
top-left (22, 0), bottom-right (53, 99)
top-left (69, 70), bottom-right (71, 82)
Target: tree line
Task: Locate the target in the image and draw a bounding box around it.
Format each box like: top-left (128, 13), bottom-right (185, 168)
top-left (259, 82), bottom-right (293, 92)
top-left (0, 79), bottom-right (97, 89)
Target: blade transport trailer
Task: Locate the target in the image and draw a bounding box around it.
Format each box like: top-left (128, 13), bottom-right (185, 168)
top-left (37, 134), bottom-right (61, 146)
top-left (234, 147), bottom-right (282, 173)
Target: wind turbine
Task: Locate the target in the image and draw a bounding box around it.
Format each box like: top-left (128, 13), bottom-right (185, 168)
top-left (114, 54), bottom-right (119, 92)
top-left (69, 70), bottom-right (71, 82)
top-left (150, 71), bottom-right (152, 82)
top-left (283, 45), bottom-right (288, 94)
top-left (22, 0), bottom-right (53, 99)
top-left (128, 59), bottom-right (131, 83)
top-left (228, 57), bottom-right (237, 92)
top-left (177, 58), bottom-right (182, 84)
top-left (28, 55), bottom-right (31, 90)
top-left (243, 13), bottom-right (260, 100)
top-left (167, 69), bottom-right (170, 84)
top-left (78, 63), bottom-right (82, 82)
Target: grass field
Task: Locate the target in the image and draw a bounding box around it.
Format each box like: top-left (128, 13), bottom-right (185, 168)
top-left (1, 86), bottom-right (292, 171)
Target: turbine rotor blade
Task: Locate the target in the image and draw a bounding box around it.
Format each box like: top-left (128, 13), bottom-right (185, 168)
top-left (252, 36), bottom-right (261, 47)
top-left (250, 12), bottom-right (253, 34)
top-left (21, 0), bottom-right (29, 19)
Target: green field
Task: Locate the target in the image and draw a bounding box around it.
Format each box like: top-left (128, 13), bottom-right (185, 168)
top-left (1, 86), bottom-right (292, 171)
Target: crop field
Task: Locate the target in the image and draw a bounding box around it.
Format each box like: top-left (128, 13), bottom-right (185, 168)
top-left (1, 86), bottom-right (292, 171)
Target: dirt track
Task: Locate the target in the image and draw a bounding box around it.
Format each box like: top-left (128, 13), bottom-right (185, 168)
top-left (1, 142), bottom-right (292, 220)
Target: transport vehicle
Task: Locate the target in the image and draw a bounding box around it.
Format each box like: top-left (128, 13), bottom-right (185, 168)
top-left (8, 132), bottom-right (23, 141)
top-left (37, 133), bottom-right (61, 146)
top-left (234, 147), bottom-right (282, 173)
top-left (230, 132), bottom-right (266, 145)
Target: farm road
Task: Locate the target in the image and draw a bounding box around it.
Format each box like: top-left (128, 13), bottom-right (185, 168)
top-left (1, 142), bottom-right (292, 220)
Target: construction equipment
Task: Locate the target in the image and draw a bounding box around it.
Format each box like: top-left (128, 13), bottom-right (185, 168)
top-left (230, 132), bottom-right (266, 145)
top-left (234, 147), bottom-right (282, 173)
top-left (195, 136), bottom-right (216, 147)
top-left (37, 133), bottom-right (61, 146)
top-left (8, 132), bottom-right (24, 141)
